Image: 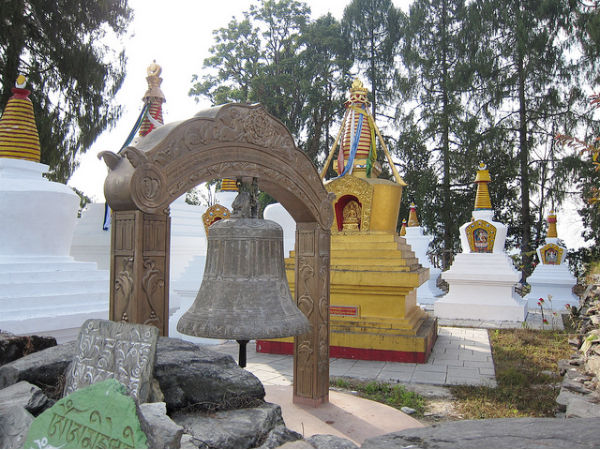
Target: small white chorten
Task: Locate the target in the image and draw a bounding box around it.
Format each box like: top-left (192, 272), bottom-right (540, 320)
top-left (525, 211), bottom-right (578, 311)
top-left (0, 76), bottom-right (109, 342)
top-left (434, 163), bottom-right (527, 323)
top-left (402, 203), bottom-right (444, 306)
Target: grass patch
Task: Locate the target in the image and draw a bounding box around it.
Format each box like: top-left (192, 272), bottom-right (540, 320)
top-left (449, 328), bottom-right (571, 419)
top-left (331, 378), bottom-right (426, 416)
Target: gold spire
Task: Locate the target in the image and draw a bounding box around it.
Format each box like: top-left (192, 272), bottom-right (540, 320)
top-left (546, 211), bottom-right (558, 238)
top-left (399, 219), bottom-right (407, 236)
top-left (0, 75), bottom-right (41, 162)
top-left (407, 202), bottom-right (420, 227)
top-left (474, 162), bottom-right (492, 210)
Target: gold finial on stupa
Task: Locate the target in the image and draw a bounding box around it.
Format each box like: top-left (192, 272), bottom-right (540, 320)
top-left (347, 78), bottom-right (369, 105)
top-left (140, 60), bottom-right (165, 137)
top-left (220, 178), bottom-right (239, 192)
top-left (0, 75), bottom-right (41, 162)
top-left (474, 162), bottom-right (492, 210)
top-left (142, 60), bottom-right (165, 102)
top-left (399, 219), bottom-right (407, 236)
top-left (407, 202), bottom-right (420, 227)
top-left (547, 211), bottom-right (558, 238)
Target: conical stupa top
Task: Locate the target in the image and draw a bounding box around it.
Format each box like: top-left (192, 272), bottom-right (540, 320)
top-left (0, 75), bottom-right (41, 162)
top-left (140, 60), bottom-right (165, 137)
top-left (546, 211), bottom-right (558, 238)
top-left (474, 162), bottom-right (492, 210)
top-left (399, 219), bottom-right (407, 236)
top-left (220, 178), bottom-right (239, 192)
top-left (407, 202), bottom-right (420, 227)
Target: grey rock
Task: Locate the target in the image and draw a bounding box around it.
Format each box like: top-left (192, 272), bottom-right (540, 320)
top-left (0, 381), bottom-right (51, 416)
top-left (400, 406), bottom-right (416, 415)
top-left (0, 404), bottom-right (34, 449)
top-left (259, 424), bottom-right (303, 449)
top-left (0, 337), bottom-right (264, 413)
top-left (0, 340), bottom-right (76, 396)
top-left (307, 434), bottom-right (358, 449)
top-left (139, 401), bottom-right (184, 449)
top-left (555, 388), bottom-right (586, 412)
top-left (361, 418), bottom-right (600, 448)
top-left (63, 319), bottom-right (159, 403)
top-left (180, 434), bottom-right (197, 449)
top-left (584, 354), bottom-right (600, 377)
top-left (562, 377), bottom-right (594, 394)
top-left (172, 402), bottom-right (284, 449)
top-left (154, 337), bottom-right (265, 412)
top-left (0, 331), bottom-right (56, 366)
top-left (565, 397), bottom-right (600, 418)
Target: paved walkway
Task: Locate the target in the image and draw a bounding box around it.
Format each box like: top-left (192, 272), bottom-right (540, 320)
top-left (213, 326), bottom-right (496, 388)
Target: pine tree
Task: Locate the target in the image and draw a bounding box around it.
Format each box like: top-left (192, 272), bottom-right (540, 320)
top-left (0, 0), bottom-right (132, 182)
top-left (341, 0), bottom-right (403, 122)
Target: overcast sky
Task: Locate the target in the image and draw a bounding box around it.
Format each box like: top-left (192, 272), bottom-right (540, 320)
top-left (66, 0), bottom-right (585, 248)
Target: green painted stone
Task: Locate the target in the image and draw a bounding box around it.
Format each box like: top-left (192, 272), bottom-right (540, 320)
top-left (24, 379), bottom-right (148, 449)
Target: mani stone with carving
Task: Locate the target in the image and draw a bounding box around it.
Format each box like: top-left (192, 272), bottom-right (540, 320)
top-left (24, 379), bottom-right (148, 449)
top-left (63, 320), bottom-right (159, 403)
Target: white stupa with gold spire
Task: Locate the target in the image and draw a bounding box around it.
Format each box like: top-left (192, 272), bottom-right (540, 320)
top-left (525, 211), bottom-right (578, 310)
top-left (434, 163), bottom-right (527, 323)
top-left (403, 203), bottom-right (444, 306)
top-left (0, 76), bottom-right (109, 342)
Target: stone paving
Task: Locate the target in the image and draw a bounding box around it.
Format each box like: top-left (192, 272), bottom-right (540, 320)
top-left (213, 326), bottom-right (497, 388)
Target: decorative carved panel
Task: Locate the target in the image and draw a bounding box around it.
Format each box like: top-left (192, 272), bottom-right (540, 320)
top-left (325, 175), bottom-right (373, 233)
top-left (540, 243), bottom-right (564, 265)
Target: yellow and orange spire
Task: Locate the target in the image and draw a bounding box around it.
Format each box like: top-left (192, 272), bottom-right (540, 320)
top-left (220, 178), bottom-right (239, 192)
top-left (474, 162), bottom-right (492, 210)
top-left (0, 75), bottom-right (41, 162)
top-left (407, 202), bottom-right (420, 227)
top-left (546, 211), bottom-right (558, 238)
top-left (139, 61), bottom-right (165, 137)
top-left (399, 219), bottom-right (407, 236)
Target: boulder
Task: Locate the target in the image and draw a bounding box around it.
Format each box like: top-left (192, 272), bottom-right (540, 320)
top-left (154, 337), bottom-right (265, 412)
top-left (0, 337), bottom-right (264, 413)
top-left (361, 418), bottom-right (600, 448)
top-left (555, 388), bottom-right (586, 412)
top-left (0, 331), bottom-right (56, 366)
top-left (0, 340), bottom-right (76, 397)
top-left (307, 434), bottom-right (358, 449)
top-left (0, 404), bottom-right (34, 449)
top-left (139, 402), bottom-right (184, 449)
top-left (258, 425), bottom-right (303, 449)
top-left (565, 397), bottom-right (600, 418)
top-left (0, 381), bottom-right (51, 415)
top-left (172, 402), bottom-right (285, 449)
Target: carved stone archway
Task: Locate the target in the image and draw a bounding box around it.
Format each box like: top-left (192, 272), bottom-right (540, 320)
top-left (101, 104), bottom-right (333, 405)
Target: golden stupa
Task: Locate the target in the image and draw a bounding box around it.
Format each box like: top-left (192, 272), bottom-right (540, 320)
top-left (258, 79), bottom-right (437, 362)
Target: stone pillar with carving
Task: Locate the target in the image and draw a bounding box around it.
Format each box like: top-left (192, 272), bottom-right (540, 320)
top-left (293, 223), bottom-right (330, 406)
top-left (111, 210), bottom-right (170, 336)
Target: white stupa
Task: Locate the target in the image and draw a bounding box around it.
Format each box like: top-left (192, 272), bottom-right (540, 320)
top-left (0, 76), bottom-right (109, 342)
top-left (434, 163), bottom-right (527, 323)
top-left (401, 203), bottom-right (444, 306)
top-left (525, 211), bottom-right (578, 311)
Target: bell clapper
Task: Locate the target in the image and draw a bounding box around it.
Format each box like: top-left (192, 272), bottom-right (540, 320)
top-left (236, 339), bottom-right (249, 368)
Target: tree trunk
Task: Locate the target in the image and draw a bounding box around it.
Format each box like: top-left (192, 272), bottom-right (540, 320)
top-left (517, 51), bottom-right (531, 283)
top-left (441, 0), bottom-right (452, 269)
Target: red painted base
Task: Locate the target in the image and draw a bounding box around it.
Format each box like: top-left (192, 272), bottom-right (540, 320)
top-left (256, 338), bottom-right (437, 363)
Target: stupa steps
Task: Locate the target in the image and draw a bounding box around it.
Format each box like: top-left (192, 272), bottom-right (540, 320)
top-left (0, 279), bottom-right (108, 297)
top-left (0, 269), bottom-right (108, 283)
top-left (0, 292), bottom-right (107, 313)
top-left (0, 260), bottom-right (100, 273)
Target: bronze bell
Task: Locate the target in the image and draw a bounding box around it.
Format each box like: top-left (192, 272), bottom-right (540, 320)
top-left (177, 179), bottom-right (310, 365)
